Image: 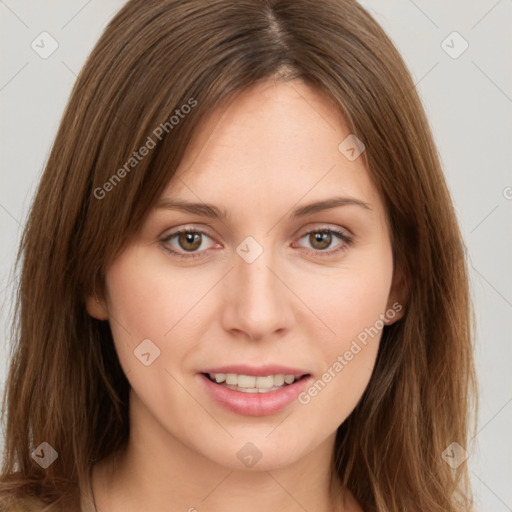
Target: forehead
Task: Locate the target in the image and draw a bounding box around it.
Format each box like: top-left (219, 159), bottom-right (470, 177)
top-left (160, 79), bottom-right (382, 219)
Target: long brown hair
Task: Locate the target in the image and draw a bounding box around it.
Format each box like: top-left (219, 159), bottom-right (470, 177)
top-left (0, 0), bottom-right (478, 510)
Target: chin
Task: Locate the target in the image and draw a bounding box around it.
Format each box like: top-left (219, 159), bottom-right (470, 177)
top-left (191, 430), bottom-right (315, 472)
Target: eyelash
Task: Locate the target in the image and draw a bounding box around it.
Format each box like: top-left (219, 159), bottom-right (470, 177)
top-left (160, 226), bottom-right (353, 260)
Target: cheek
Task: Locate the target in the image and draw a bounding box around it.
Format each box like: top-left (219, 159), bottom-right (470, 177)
top-left (103, 247), bottom-right (189, 370)
top-left (297, 245), bottom-right (393, 344)
top-left (295, 251), bottom-right (393, 417)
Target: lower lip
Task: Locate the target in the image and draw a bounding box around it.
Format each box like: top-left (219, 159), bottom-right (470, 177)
top-left (198, 373), bottom-right (312, 416)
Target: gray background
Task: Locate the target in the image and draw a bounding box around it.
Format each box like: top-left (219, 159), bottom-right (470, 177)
top-left (1, 1), bottom-right (511, 510)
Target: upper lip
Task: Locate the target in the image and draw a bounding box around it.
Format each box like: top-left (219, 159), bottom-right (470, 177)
top-left (199, 364), bottom-right (311, 377)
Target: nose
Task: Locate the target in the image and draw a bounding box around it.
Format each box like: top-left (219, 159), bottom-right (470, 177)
top-left (221, 246), bottom-right (294, 341)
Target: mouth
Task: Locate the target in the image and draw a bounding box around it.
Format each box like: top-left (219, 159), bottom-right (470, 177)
top-left (198, 369), bottom-right (313, 416)
top-left (201, 372), bottom-right (310, 394)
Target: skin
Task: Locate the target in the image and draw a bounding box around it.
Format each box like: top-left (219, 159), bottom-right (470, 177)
top-left (87, 77), bottom-right (405, 512)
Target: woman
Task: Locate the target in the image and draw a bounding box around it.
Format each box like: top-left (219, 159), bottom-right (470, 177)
top-left (0, 0), bottom-right (478, 510)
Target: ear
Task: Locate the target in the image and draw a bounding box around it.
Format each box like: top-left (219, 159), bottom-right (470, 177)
top-left (85, 290), bottom-right (109, 321)
top-left (384, 265), bottom-right (408, 325)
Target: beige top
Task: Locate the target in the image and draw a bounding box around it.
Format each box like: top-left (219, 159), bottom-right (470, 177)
top-left (3, 481), bottom-right (97, 512)
top-left (80, 476), bottom-right (97, 512)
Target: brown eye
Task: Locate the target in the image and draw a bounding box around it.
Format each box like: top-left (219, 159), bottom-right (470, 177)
top-left (308, 231), bottom-right (333, 251)
top-left (177, 232), bottom-right (203, 252)
top-left (161, 228), bottom-right (216, 259)
top-left (295, 227), bottom-right (353, 257)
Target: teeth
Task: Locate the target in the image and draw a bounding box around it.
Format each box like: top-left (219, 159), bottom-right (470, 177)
top-left (238, 375), bottom-right (256, 388)
top-left (273, 374), bottom-right (285, 386)
top-left (208, 373), bottom-right (302, 390)
top-left (225, 374), bottom-right (237, 385)
top-left (255, 376), bottom-right (273, 388)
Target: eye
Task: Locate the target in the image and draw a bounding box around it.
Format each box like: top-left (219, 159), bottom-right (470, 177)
top-left (160, 226), bottom-right (353, 261)
top-left (160, 228), bottom-right (217, 259)
top-left (294, 227), bottom-right (353, 257)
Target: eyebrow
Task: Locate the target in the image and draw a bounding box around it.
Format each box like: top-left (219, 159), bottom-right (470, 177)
top-left (154, 196), bottom-right (372, 220)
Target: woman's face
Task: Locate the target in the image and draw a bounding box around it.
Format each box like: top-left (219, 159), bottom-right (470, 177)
top-left (88, 78), bottom-right (404, 471)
